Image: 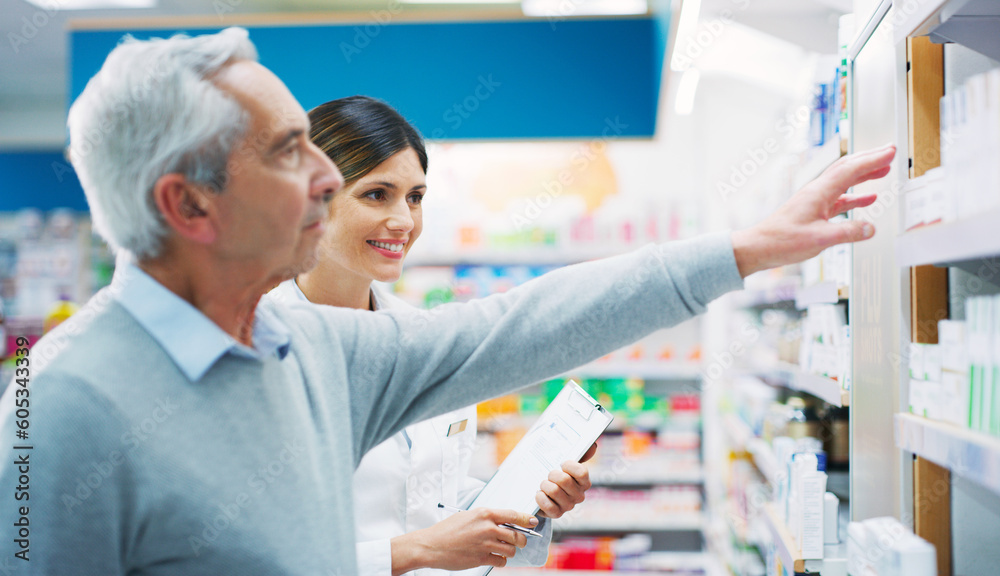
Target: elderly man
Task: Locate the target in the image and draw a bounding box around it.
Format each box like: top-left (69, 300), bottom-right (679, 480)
top-left (0, 27), bottom-right (892, 576)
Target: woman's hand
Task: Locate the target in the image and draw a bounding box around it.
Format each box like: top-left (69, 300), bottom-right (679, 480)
top-left (389, 507), bottom-right (536, 575)
top-left (731, 144), bottom-right (895, 277)
top-left (536, 442), bottom-right (597, 518)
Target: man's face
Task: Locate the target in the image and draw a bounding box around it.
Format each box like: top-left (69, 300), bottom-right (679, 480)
top-left (210, 61), bottom-right (343, 282)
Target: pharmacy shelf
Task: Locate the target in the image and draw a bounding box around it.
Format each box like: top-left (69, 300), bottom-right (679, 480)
top-left (893, 0), bottom-right (1000, 61)
top-left (793, 141), bottom-right (844, 191)
top-left (762, 504), bottom-right (848, 576)
top-left (794, 281), bottom-right (848, 309)
top-left (895, 207), bottom-right (1000, 267)
top-left (563, 362), bottom-right (702, 381)
top-left (552, 512), bottom-right (705, 533)
top-left (895, 413), bottom-right (1000, 498)
top-left (754, 363), bottom-right (849, 407)
top-left (723, 413), bottom-right (755, 452)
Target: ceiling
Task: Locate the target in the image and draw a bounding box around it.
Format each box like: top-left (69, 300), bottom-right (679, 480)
top-left (0, 0), bottom-right (849, 147)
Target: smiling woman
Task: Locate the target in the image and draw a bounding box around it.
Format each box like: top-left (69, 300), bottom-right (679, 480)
top-left (269, 96), bottom-right (596, 575)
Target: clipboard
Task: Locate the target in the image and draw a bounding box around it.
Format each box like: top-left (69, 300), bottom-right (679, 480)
top-left (465, 381), bottom-right (614, 575)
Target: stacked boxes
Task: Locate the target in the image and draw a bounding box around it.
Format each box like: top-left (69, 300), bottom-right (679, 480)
top-left (908, 295), bottom-right (1000, 436)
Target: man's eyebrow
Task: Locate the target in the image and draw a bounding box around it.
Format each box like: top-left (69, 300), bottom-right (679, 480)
top-left (266, 128), bottom-right (304, 155)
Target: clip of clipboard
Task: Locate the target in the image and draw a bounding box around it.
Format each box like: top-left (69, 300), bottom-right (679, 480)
top-left (463, 380), bottom-right (613, 576)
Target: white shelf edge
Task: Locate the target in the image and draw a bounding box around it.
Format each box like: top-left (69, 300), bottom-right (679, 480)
top-left (762, 503), bottom-right (800, 573)
top-left (753, 362), bottom-right (848, 407)
top-left (894, 413), bottom-right (1000, 498)
top-left (895, 207), bottom-right (1000, 268)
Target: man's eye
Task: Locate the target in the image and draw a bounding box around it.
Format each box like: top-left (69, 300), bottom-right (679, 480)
top-left (408, 193), bottom-right (424, 205)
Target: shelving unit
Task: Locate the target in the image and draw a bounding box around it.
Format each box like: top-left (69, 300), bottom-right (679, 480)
top-left (895, 413), bottom-right (1000, 497)
top-left (895, 207), bottom-right (1000, 267)
top-left (848, 1), bottom-right (1000, 572)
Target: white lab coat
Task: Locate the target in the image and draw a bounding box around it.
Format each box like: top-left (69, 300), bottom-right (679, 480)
top-left (270, 280), bottom-right (552, 576)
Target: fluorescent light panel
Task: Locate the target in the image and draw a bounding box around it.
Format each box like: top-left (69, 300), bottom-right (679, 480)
top-left (522, 0), bottom-right (647, 16)
top-left (25, 0), bottom-right (155, 8)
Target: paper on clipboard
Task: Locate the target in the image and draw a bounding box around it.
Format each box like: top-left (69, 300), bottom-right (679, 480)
top-left (464, 381), bottom-right (613, 575)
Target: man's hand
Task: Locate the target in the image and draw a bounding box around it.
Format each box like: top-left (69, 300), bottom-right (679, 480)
top-left (536, 442), bottom-right (597, 518)
top-left (390, 508), bottom-right (536, 575)
top-left (731, 144), bottom-right (896, 277)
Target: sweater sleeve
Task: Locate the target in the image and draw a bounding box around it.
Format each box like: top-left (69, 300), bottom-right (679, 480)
top-left (344, 233), bottom-right (743, 461)
top-left (0, 371), bottom-right (136, 576)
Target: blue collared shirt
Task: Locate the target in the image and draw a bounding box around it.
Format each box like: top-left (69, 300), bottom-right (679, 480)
top-left (113, 264), bottom-right (291, 382)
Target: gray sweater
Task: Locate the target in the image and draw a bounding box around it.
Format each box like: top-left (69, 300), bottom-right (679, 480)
top-left (0, 234), bottom-right (742, 575)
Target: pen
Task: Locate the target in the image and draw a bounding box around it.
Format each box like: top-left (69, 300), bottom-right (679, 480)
top-left (436, 503), bottom-right (543, 537)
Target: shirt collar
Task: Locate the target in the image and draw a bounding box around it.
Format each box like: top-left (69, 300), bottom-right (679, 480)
top-left (113, 264), bottom-right (291, 382)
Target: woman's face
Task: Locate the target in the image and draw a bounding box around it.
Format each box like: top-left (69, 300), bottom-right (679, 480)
top-left (317, 147), bottom-right (426, 283)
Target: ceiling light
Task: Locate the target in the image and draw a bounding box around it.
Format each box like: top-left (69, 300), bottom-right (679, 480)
top-left (670, 0), bottom-right (701, 71)
top-left (674, 67), bottom-right (699, 116)
top-left (522, 0), bottom-right (648, 17)
top-left (399, 0), bottom-right (519, 4)
top-left (24, 0), bottom-right (155, 8)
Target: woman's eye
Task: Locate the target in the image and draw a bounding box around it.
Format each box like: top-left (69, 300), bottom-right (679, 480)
top-left (408, 193), bottom-right (424, 205)
top-left (363, 190), bottom-right (385, 201)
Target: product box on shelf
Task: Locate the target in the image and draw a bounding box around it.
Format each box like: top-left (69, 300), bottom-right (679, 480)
top-left (847, 517), bottom-right (935, 576)
top-left (939, 67), bottom-right (1000, 222)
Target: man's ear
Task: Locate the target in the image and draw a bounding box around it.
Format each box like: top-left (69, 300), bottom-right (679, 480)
top-left (152, 174), bottom-right (217, 245)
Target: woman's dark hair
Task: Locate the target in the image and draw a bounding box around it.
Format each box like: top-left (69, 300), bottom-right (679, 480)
top-left (308, 96), bottom-right (428, 185)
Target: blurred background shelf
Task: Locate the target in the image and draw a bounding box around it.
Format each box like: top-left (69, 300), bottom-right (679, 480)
top-left (562, 362), bottom-right (702, 381)
top-left (794, 280), bottom-right (848, 309)
top-left (553, 513), bottom-right (705, 533)
top-left (751, 363), bottom-right (849, 407)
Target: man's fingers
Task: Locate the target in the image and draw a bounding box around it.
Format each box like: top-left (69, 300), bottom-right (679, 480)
top-left (816, 220), bottom-right (876, 250)
top-left (487, 553), bottom-right (508, 568)
top-left (490, 508), bottom-right (538, 528)
top-left (831, 192), bottom-right (878, 215)
top-left (823, 145), bottom-right (895, 196)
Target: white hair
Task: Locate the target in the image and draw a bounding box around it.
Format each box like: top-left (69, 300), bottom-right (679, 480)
top-left (67, 27), bottom-right (258, 260)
